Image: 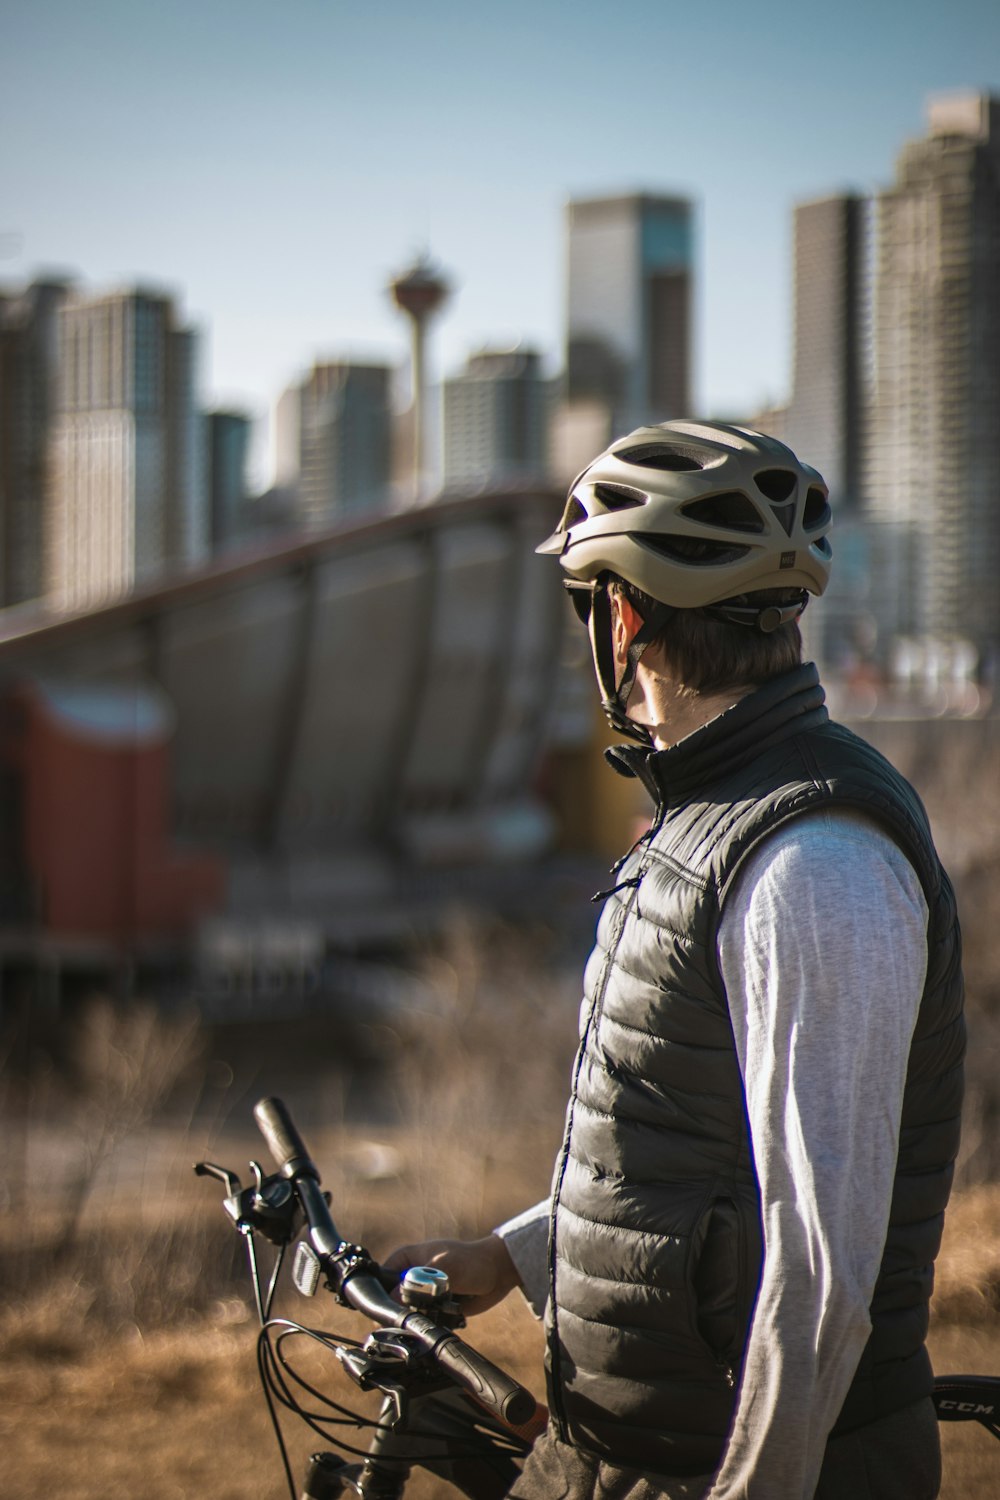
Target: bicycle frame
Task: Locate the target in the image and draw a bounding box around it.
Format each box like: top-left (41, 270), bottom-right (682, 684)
top-left (933, 1375), bottom-right (1000, 1440)
top-left (298, 1386), bottom-right (544, 1500)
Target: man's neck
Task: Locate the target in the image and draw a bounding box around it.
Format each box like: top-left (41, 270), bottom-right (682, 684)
top-left (627, 668), bottom-right (752, 750)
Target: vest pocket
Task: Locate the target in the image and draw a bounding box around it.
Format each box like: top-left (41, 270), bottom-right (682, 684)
top-left (690, 1195), bottom-right (741, 1363)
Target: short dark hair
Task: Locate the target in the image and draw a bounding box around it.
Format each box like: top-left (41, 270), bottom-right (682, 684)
top-left (614, 578), bottom-right (803, 695)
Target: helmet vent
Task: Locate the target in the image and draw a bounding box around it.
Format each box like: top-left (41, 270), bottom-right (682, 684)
top-left (635, 533), bottom-right (752, 567)
top-left (680, 491), bottom-right (765, 534)
top-left (559, 496), bottom-right (588, 530)
top-left (592, 482), bottom-right (647, 511)
top-left (803, 487), bottom-right (832, 530)
top-left (754, 469), bottom-right (797, 502)
top-left (617, 443), bottom-right (709, 472)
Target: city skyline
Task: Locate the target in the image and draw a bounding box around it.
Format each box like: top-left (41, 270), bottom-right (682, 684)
top-left (4, 0), bottom-right (1000, 482)
top-left (3, 91), bottom-right (999, 707)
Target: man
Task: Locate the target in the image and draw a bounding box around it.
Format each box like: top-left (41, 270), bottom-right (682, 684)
top-left (386, 421), bottom-right (965, 1499)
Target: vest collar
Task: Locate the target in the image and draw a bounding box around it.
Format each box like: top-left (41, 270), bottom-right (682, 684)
top-left (605, 662), bottom-right (828, 807)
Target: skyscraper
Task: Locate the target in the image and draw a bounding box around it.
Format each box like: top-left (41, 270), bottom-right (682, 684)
top-left (0, 278), bottom-right (70, 608)
top-left (785, 195), bottom-right (867, 511)
top-left (46, 288), bottom-right (207, 610)
top-left (442, 348), bottom-right (550, 491)
top-left (866, 92), bottom-right (1000, 666)
top-left (781, 195), bottom-right (870, 672)
top-left (206, 409), bottom-right (252, 552)
top-left (566, 193), bottom-right (693, 436)
top-left (278, 360), bottom-right (392, 527)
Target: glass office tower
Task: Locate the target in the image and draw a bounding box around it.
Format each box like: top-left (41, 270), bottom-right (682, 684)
top-left (566, 193), bottom-right (694, 435)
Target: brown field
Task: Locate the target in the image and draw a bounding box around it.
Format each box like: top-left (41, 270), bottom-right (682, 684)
top-left (4, 1159), bottom-right (1000, 1500)
top-left (5, 873), bottom-right (1000, 1499)
top-left (4, 1314), bottom-right (1000, 1500)
top-left (0, 1179), bottom-right (550, 1500)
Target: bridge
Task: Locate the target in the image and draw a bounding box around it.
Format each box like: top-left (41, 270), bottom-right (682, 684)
top-left (0, 489), bottom-right (576, 1006)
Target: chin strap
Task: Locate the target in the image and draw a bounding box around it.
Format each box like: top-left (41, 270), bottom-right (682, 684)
top-left (588, 585), bottom-right (675, 745)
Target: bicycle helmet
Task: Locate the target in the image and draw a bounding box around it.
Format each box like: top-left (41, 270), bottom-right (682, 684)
top-left (537, 419), bottom-right (833, 740)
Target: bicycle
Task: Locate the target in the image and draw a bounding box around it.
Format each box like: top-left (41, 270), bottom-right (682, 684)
top-left (197, 1096), bottom-right (544, 1498)
top-left (198, 1096), bottom-right (1000, 1499)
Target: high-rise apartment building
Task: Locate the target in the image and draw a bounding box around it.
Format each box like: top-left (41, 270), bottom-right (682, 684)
top-left (46, 288), bottom-right (207, 610)
top-left (277, 360), bottom-right (391, 526)
top-left (442, 348), bottom-right (549, 491)
top-left (206, 409), bottom-right (252, 552)
top-left (785, 195), bottom-right (867, 511)
top-left (781, 195), bottom-right (870, 672)
top-left (0, 279), bottom-right (70, 608)
top-left (866, 92), bottom-right (1000, 664)
top-left (566, 193), bottom-right (693, 436)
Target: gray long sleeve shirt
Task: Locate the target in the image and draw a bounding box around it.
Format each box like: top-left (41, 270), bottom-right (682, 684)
top-left (497, 808), bottom-right (928, 1499)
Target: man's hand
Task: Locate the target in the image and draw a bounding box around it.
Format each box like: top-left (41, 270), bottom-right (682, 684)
top-left (381, 1234), bottom-right (521, 1316)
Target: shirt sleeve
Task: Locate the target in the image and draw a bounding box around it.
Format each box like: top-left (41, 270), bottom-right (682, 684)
top-left (494, 1198), bottom-right (551, 1319)
top-left (706, 808), bottom-right (929, 1500)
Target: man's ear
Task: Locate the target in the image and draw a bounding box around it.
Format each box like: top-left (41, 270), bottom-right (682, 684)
top-left (611, 590), bottom-right (647, 663)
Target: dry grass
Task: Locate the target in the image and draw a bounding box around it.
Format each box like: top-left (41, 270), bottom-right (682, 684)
top-left (0, 1293), bottom-right (548, 1500)
top-left (6, 909), bottom-right (1000, 1497)
top-left (0, 1106), bottom-right (553, 1500)
top-left (4, 1180), bottom-right (1000, 1500)
top-left (1, 923), bottom-right (571, 1499)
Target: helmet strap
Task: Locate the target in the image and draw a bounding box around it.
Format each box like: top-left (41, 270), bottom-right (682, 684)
top-left (704, 590), bottom-right (809, 632)
top-left (588, 583), bottom-right (674, 745)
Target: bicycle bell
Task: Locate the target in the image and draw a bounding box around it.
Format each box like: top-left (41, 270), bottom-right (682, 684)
top-left (400, 1265), bottom-right (451, 1308)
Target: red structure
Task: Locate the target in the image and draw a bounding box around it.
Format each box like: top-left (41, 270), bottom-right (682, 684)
top-left (2, 679), bottom-right (223, 944)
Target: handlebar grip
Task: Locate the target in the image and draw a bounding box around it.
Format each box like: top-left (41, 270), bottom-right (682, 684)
top-left (431, 1332), bottom-right (536, 1427)
top-left (253, 1096), bottom-right (320, 1180)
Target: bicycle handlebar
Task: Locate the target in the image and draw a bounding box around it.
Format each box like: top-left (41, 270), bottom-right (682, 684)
top-left (254, 1095), bottom-right (321, 1182)
top-left (405, 1312), bottom-right (537, 1426)
top-left (253, 1095), bottom-right (536, 1428)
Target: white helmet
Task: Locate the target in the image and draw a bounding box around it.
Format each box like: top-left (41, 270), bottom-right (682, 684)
top-left (538, 420), bottom-right (833, 740)
top-left (538, 419), bottom-right (832, 609)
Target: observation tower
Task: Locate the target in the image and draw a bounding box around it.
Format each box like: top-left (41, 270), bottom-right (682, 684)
top-left (388, 254), bottom-right (451, 501)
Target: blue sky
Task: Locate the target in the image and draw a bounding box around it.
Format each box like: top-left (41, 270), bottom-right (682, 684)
top-left (3, 0), bottom-right (999, 478)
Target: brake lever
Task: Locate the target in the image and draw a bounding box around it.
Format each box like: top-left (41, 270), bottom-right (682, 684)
top-left (195, 1158), bottom-right (304, 1244)
top-left (195, 1160), bottom-right (245, 1226)
top-left (336, 1330), bottom-right (431, 1428)
top-left (194, 1160), bottom-right (243, 1199)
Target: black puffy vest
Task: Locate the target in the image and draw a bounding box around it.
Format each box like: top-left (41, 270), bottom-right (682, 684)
top-left (545, 664), bottom-right (965, 1476)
